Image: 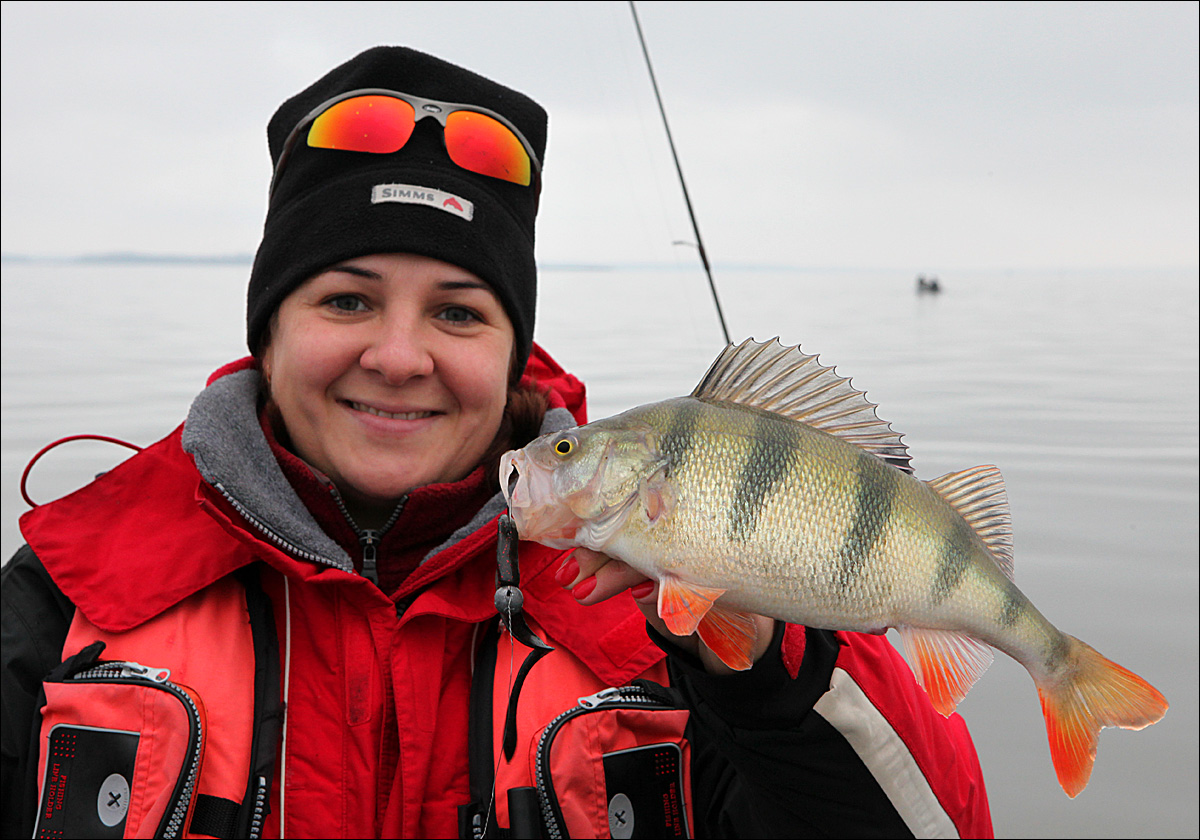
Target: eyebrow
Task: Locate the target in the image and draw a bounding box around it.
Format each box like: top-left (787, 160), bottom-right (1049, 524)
top-left (438, 279), bottom-right (492, 292)
top-left (326, 264), bottom-right (380, 279)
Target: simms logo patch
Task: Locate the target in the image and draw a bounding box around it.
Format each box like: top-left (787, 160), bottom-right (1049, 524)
top-left (371, 184), bottom-right (474, 220)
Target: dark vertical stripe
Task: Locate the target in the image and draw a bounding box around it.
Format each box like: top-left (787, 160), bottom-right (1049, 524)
top-left (931, 518), bottom-right (975, 605)
top-left (727, 413), bottom-right (799, 542)
top-left (836, 453), bottom-right (900, 587)
top-left (997, 580), bottom-right (1027, 628)
top-left (1044, 633), bottom-right (1071, 671)
top-left (658, 399), bottom-right (703, 473)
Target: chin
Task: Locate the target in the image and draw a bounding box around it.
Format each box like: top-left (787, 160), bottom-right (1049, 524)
top-left (355, 480), bottom-right (420, 503)
top-left (341, 457), bottom-right (475, 501)
top-left (335, 468), bottom-right (415, 505)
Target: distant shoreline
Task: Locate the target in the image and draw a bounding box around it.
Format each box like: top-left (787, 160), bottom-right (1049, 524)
top-left (2, 254), bottom-right (1196, 274)
top-left (1, 252), bottom-right (254, 266)
top-left (0, 253), bottom-right (614, 271)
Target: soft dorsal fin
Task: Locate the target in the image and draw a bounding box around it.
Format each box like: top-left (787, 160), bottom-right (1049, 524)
top-left (927, 465), bottom-right (1014, 579)
top-left (692, 337), bottom-right (913, 474)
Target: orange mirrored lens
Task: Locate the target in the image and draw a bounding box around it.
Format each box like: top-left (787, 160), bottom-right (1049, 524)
top-left (444, 111), bottom-right (531, 186)
top-left (308, 95), bottom-right (415, 153)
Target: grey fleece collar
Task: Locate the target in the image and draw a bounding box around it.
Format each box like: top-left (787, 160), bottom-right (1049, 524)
top-left (181, 368), bottom-right (353, 571)
top-left (180, 367), bottom-right (578, 572)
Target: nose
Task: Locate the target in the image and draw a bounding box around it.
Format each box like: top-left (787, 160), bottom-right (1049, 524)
top-left (358, 316), bottom-right (435, 385)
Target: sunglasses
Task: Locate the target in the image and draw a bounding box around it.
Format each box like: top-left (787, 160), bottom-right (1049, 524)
top-left (269, 88), bottom-right (541, 199)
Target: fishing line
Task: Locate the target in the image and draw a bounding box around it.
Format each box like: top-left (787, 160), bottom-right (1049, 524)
top-left (628, 0), bottom-right (733, 346)
top-left (602, 2), bottom-right (692, 267)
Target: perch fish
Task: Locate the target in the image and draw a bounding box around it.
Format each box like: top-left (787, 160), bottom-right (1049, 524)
top-left (500, 338), bottom-right (1167, 797)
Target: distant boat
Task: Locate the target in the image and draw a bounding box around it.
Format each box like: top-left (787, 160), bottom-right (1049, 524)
top-left (916, 274), bottom-right (942, 293)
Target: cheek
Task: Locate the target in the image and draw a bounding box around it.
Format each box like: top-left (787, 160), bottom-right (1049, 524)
top-left (266, 320), bottom-right (356, 408)
top-left (448, 346), bottom-right (511, 422)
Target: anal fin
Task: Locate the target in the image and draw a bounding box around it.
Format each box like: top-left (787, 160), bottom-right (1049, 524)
top-left (897, 625), bottom-right (994, 716)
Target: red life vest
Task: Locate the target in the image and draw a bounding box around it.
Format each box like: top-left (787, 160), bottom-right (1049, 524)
top-left (481, 619), bottom-right (692, 838)
top-left (32, 571), bottom-right (693, 839)
top-left (33, 573), bottom-right (263, 839)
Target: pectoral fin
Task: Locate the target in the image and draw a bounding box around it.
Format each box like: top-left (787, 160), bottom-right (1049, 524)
top-left (639, 468), bottom-right (674, 524)
top-left (657, 575), bottom-right (726, 637)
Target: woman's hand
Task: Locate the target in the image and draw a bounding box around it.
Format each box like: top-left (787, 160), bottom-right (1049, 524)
top-left (557, 547), bottom-right (776, 675)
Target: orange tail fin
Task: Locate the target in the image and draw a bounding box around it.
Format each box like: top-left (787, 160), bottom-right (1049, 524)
top-left (1037, 635), bottom-right (1168, 797)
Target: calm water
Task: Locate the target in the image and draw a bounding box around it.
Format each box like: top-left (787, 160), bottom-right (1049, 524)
top-left (2, 261), bottom-right (1197, 837)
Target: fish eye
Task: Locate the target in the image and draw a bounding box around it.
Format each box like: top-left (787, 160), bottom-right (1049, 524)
top-left (553, 435), bottom-right (576, 457)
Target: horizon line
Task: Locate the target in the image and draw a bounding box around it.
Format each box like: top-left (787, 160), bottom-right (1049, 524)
top-left (1, 252), bottom-right (1196, 274)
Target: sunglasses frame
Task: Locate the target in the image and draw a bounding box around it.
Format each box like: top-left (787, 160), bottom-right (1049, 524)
top-left (269, 87), bottom-right (542, 199)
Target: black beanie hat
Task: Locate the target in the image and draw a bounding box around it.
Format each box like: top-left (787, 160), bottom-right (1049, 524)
top-left (246, 46), bottom-right (547, 371)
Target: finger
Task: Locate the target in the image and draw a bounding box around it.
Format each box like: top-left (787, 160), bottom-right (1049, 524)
top-left (573, 560), bottom-right (651, 606)
top-left (552, 548), bottom-right (615, 590)
top-left (569, 547), bottom-right (615, 581)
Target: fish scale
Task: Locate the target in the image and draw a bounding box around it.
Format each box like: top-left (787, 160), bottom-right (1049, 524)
top-left (610, 399), bottom-right (991, 633)
top-left (501, 338), bottom-right (1167, 797)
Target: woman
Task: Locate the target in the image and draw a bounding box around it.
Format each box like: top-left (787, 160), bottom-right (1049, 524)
top-left (1, 46), bottom-right (992, 838)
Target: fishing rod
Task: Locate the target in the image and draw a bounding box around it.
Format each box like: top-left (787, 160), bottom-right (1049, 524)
top-left (628, 0), bottom-right (732, 346)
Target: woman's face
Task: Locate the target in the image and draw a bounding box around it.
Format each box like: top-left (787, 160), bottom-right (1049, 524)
top-left (261, 253), bottom-right (514, 514)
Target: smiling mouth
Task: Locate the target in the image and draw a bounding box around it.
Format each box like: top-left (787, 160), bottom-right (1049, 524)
top-left (347, 401), bottom-right (436, 421)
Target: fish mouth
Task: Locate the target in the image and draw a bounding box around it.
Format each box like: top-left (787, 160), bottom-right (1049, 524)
top-left (500, 449), bottom-right (582, 547)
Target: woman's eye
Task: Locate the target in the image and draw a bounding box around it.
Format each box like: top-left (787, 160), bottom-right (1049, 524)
top-left (326, 294), bottom-right (367, 313)
top-left (438, 305), bottom-right (480, 324)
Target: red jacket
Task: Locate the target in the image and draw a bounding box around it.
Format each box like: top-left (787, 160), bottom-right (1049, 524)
top-left (11, 345), bottom-right (992, 838)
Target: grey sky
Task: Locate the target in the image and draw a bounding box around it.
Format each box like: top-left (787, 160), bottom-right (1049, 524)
top-left (2, 1), bottom-right (1197, 269)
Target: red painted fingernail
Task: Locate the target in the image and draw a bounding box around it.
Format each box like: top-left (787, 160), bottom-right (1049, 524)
top-left (572, 576), bottom-right (597, 600)
top-left (630, 580), bottom-right (655, 599)
top-left (555, 556), bottom-right (579, 586)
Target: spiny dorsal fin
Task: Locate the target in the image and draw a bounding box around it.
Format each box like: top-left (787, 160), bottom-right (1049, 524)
top-left (692, 337), bottom-right (913, 474)
top-left (927, 465), bottom-right (1014, 579)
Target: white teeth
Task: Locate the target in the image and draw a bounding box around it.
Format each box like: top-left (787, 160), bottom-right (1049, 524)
top-left (349, 402), bottom-right (434, 420)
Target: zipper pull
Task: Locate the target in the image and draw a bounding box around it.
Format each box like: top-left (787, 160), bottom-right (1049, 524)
top-left (360, 530), bottom-right (380, 585)
top-left (85, 661), bottom-right (171, 682)
top-left (577, 687), bottom-right (622, 709)
top-left (119, 661), bottom-right (172, 682)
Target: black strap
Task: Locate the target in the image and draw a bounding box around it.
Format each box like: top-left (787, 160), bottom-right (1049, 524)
top-left (461, 621), bottom-right (502, 839)
top-left (190, 794), bottom-right (240, 839)
top-left (234, 565), bottom-right (283, 839)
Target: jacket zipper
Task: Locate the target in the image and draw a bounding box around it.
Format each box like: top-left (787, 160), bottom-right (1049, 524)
top-left (534, 684), bottom-right (680, 840)
top-left (214, 478), bottom-right (406, 584)
top-left (68, 661), bottom-right (204, 839)
top-left (329, 489), bottom-right (406, 585)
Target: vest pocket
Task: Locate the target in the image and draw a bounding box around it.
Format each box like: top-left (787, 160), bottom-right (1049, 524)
top-left (534, 681), bottom-right (693, 840)
top-left (33, 641), bottom-right (206, 839)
